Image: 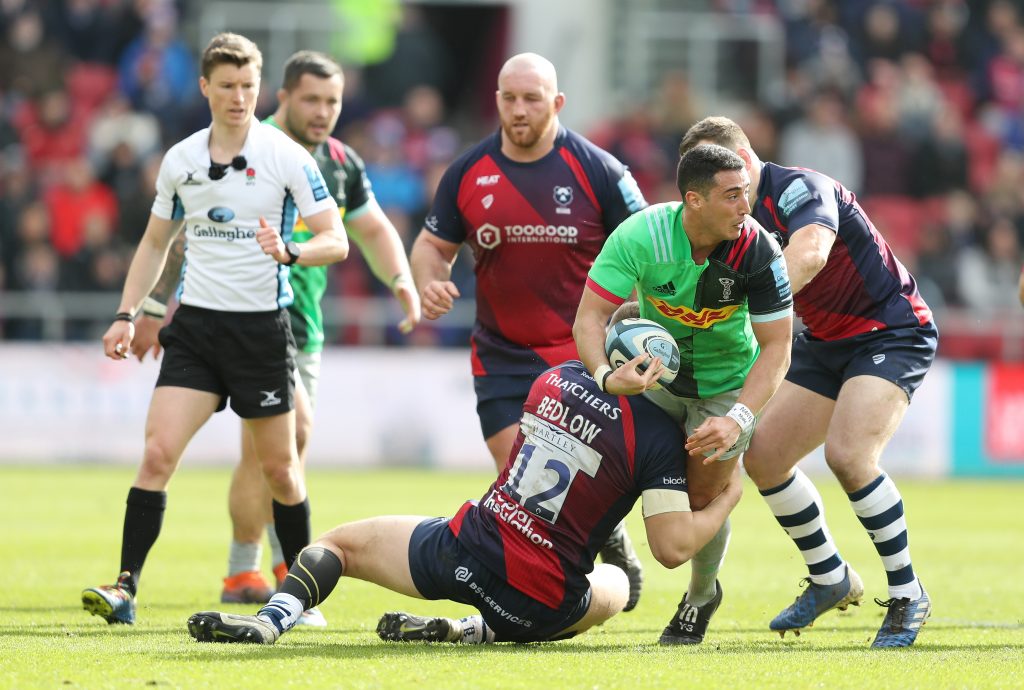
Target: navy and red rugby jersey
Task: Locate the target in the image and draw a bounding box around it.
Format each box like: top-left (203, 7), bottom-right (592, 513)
top-left (448, 360), bottom-right (688, 610)
top-left (424, 126), bottom-right (647, 376)
top-left (752, 163), bottom-right (932, 340)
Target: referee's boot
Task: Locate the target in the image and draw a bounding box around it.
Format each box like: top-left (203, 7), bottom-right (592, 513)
top-left (770, 564), bottom-right (864, 637)
top-left (598, 521), bottom-right (644, 612)
top-left (82, 571), bottom-right (136, 625)
top-left (659, 580), bottom-right (723, 645)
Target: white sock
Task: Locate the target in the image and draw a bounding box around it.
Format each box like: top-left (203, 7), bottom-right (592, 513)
top-left (456, 615), bottom-right (494, 644)
top-left (760, 469), bottom-right (846, 586)
top-left (257, 593), bottom-right (304, 633)
top-left (687, 517), bottom-right (731, 606)
top-left (227, 541), bottom-right (262, 577)
top-left (848, 473), bottom-right (922, 600)
top-left (267, 522), bottom-right (284, 568)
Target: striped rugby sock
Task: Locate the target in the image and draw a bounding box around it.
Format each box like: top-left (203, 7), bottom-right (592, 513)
top-left (760, 469), bottom-right (846, 586)
top-left (848, 473), bottom-right (922, 600)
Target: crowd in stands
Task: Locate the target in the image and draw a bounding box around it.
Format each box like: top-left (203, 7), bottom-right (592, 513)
top-left (1, 0), bottom-right (1022, 357)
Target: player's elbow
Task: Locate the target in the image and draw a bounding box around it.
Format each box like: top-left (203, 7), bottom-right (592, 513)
top-left (649, 537), bottom-right (697, 569)
top-left (330, 232), bottom-right (350, 262)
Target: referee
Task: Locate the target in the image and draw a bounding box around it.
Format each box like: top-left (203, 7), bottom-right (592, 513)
top-left (82, 33), bottom-right (348, 625)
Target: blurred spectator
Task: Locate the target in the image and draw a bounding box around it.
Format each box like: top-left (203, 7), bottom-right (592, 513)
top-left (53, 0), bottom-right (119, 64)
top-left (958, 216), bottom-right (1023, 313)
top-left (923, 1), bottom-right (971, 82)
top-left (44, 157), bottom-right (118, 259)
top-left (779, 89), bottom-right (864, 193)
top-left (13, 88), bottom-right (89, 178)
top-left (909, 104), bottom-right (969, 197)
top-left (88, 95), bottom-right (160, 174)
top-left (400, 85), bottom-right (459, 172)
top-left (852, 3), bottom-right (921, 73)
top-left (859, 82), bottom-right (913, 198)
top-left (117, 6), bottom-right (197, 141)
top-left (0, 9), bottom-right (66, 97)
top-left (913, 221), bottom-right (962, 310)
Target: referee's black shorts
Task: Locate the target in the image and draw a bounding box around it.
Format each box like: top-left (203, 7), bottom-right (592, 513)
top-left (156, 305), bottom-right (296, 418)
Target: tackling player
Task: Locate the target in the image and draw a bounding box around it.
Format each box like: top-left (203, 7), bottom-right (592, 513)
top-left (410, 52), bottom-right (650, 610)
top-left (130, 51), bottom-right (420, 623)
top-left (573, 144), bottom-right (794, 645)
top-left (680, 116), bottom-right (937, 647)
top-left (82, 34), bottom-right (348, 625)
top-left (186, 353), bottom-right (743, 646)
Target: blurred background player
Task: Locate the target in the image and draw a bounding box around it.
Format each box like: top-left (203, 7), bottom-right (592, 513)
top-left (82, 33), bottom-right (349, 625)
top-left (681, 116), bottom-right (937, 648)
top-left (409, 52), bottom-right (650, 610)
top-left (130, 51), bottom-right (421, 622)
top-left (574, 144), bottom-right (793, 644)
top-left (186, 355), bottom-right (743, 646)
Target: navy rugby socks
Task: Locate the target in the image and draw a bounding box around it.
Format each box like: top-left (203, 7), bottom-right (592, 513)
top-left (271, 497), bottom-right (311, 569)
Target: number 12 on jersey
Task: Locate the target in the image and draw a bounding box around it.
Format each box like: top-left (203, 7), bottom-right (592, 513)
top-left (500, 413), bottom-right (604, 524)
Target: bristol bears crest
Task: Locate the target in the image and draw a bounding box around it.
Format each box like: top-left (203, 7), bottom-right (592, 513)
top-left (553, 186), bottom-right (573, 206)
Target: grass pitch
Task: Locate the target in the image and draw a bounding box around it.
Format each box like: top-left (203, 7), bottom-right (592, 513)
top-left (1, 466), bottom-right (1022, 689)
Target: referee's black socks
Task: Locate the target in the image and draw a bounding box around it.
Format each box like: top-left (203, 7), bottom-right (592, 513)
top-left (119, 487), bottom-right (167, 596)
top-left (272, 497), bottom-right (311, 569)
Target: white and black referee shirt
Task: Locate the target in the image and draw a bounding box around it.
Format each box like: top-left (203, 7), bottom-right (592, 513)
top-left (151, 118), bottom-right (338, 312)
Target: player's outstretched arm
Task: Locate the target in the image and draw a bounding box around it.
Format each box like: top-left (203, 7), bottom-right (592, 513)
top-left (346, 203), bottom-right (420, 334)
top-left (410, 230), bottom-right (461, 320)
top-left (643, 466), bottom-right (743, 568)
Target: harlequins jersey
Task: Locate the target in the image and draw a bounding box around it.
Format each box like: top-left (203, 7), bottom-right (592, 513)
top-left (587, 202), bottom-right (793, 398)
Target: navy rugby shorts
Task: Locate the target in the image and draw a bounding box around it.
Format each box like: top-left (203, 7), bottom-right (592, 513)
top-left (407, 517), bottom-right (591, 642)
top-left (786, 322), bottom-right (938, 402)
top-left (156, 305), bottom-right (296, 418)
top-left (473, 374), bottom-right (535, 439)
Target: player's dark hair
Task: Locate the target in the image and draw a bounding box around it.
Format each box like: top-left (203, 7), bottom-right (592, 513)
top-left (679, 116), bottom-right (750, 156)
top-left (282, 50), bottom-right (343, 91)
top-left (201, 32), bottom-right (263, 80)
top-left (676, 144), bottom-right (745, 200)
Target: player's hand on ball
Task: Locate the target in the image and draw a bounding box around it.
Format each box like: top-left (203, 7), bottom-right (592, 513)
top-left (256, 216), bottom-right (287, 263)
top-left (605, 354), bottom-right (664, 395)
top-left (421, 280), bottom-right (460, 320)
top-left (103, 320), bottom-right (134, 361)
top-left (130, 314), bottom-right (164, 362)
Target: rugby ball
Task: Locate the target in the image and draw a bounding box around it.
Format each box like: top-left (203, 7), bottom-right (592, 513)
top-left (605, 318), bottom-right (680, 389)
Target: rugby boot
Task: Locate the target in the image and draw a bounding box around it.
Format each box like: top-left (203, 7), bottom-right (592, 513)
top-left (659, 580), bottom-right (723, 645)
top-left (377, 612), bottom-right (459, 643)
top-left (220, 570), bottom-right (273, 604)
top-left (770, 564), bottom-right (864, 637)
top-left (871, 582), bottom-right (931, 648)
top-left (187, 611), bottom-right (280, 644)
top-left (82, 571), bottom-right (136, 624)
top-left (599, 521), bottom-right (644, 612)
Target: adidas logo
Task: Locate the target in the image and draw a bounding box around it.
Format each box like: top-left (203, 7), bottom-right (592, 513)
top-left (651, 281), bottom-right (676, 295)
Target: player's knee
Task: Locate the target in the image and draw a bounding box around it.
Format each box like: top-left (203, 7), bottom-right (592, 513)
top-left (294, 420), bottom-right (312, 458)
top-left (259, 458), bottom-right (298, 492)
top-left (140, 438), bottom-right (177, 479)
top-left (592, 563), bottom-right (630, 614)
